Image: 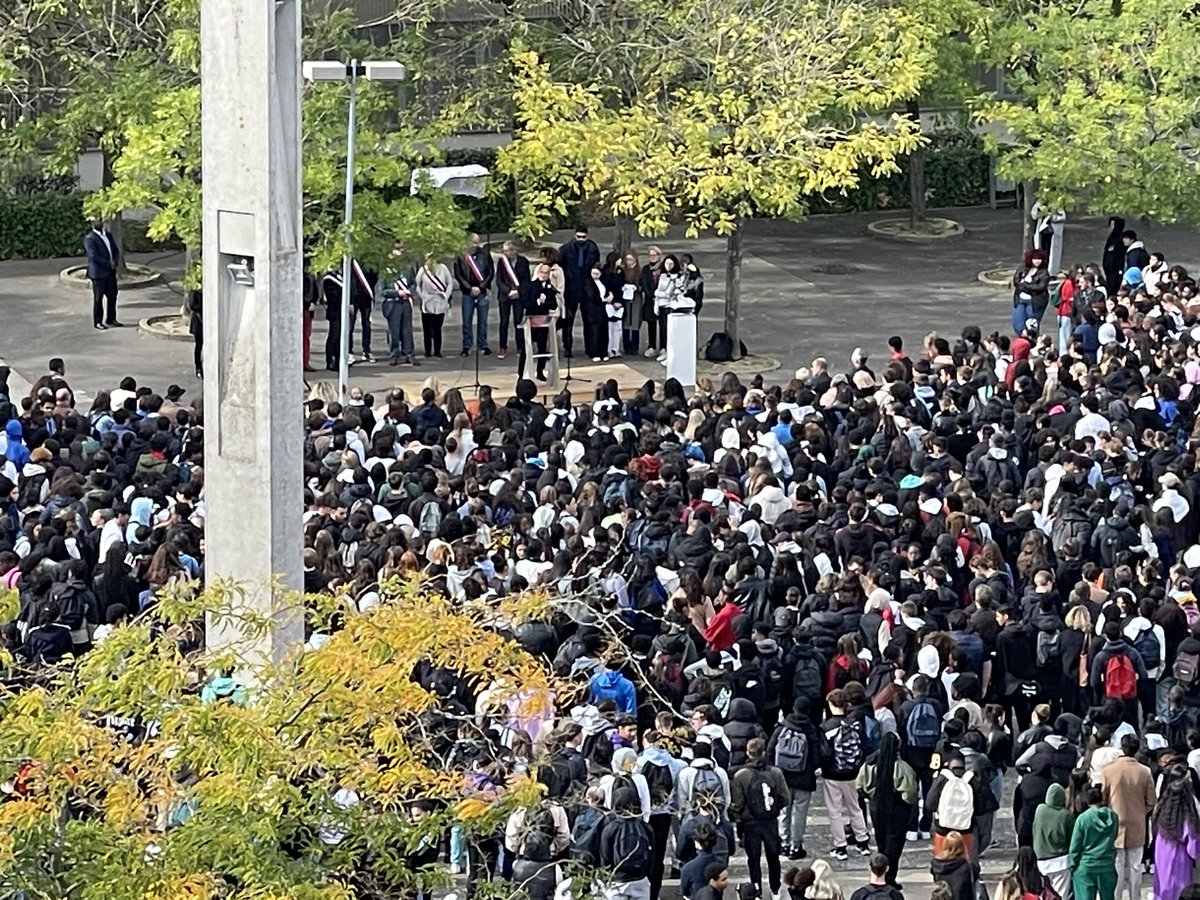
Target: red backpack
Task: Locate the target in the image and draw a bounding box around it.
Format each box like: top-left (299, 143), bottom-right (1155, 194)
top-left (1104, 653), bottom-right (1137, 700)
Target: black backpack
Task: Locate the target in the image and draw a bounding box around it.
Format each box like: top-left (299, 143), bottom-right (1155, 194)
top-left (641, 760), bottom-right (674, 807)
top-left (761, 655), bottom-right (784, 707)
top-left (741, 766), bottom-right (776, 821)
top-left (50, 582), bottom-right (89, 631)
top-left (605, 815), bottom-right (653, 880)
top-left (540, 752), bottom-right (575, 801)
top-left (610, 773), bottom-right (640, 812)
top-left (1133, 629), bottom-right (1161, 671)
top-left (792, 654), bottom-right (824, 705)
top-left (704, 332), bottom-right (748, 363)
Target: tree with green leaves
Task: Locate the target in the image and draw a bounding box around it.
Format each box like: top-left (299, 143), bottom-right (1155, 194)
top-left (496, 0), bottom-right (938, 352)
top-left (972, 0), bottom-right (1200, 227)
top-left (0, 578), bottom-right (563, 899)
top-left (0, 1), bottom-right (478, 280)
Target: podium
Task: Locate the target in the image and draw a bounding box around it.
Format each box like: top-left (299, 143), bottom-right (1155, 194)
top-left (519, 313), bottom-right (560, 388)
top-left (665, 301), bottom-right (697, 386)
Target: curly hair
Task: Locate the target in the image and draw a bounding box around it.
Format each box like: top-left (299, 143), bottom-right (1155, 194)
top-left (1156, 764), bottom-right (1200, 843)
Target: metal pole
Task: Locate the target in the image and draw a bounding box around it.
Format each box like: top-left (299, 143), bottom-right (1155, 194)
top-left (338, 59), bottom-right (358, 404)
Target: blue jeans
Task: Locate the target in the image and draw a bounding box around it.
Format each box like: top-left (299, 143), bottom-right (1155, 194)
top-left (1058, 314), bottom-right (1072, 355)
top-left (461, 292), bottom-right (489, 352)
top-left (1011, 301), bottom-right (1033, 335)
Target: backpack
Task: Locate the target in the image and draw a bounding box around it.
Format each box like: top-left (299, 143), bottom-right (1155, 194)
top-left (602, 475), bottom-right (635, 510)
top-left (16, 471), bottom-right (46, 510)
top-left (541, 753), bottom-right (575, 801)
top-left (1036, 630), bottom-right (1061, 667)
top-left (690, 765), bottom-right (725, 811)
top-left (628, 518), bottom-right (670, 565)
top-left (610, 773), bottom-right (640, 813)
top-left (641, 760), bottom-right (674, 807)
top-left (521, 808), bottom-right (557, 862)
top-left (50, 582), bottom-right (88, 631)
top-left (742, 766), bottom-right (775, 821)
top-left (1174, 650), bottom-right (1200, 686)
top-left (569, 808), bottom-right (605, 865)
top-left (582, 726), bottom-right (616, 775)
top-left (606, 815), bottom-right (653, 880)
top-left (704, 331), bottom-right (735, 363)
top-left (773, 726), bottom-right (810, 775)
top-left (1132, 630), bottom-right (1161, 671)
top-left (905, 699), bottom-right (941, 750)
top-left (761, 655), bottom-right (784, 707)
top-left (792, 655), bottom-right (824, 705)
top-left (832, 720), bottom-right (864, 773)
top-left (418, 500), bottom-right (443, 538)
top-left (1104, 653), bottom-right (1137, 700)
top-left (936, 771), bottom-right (975, 831)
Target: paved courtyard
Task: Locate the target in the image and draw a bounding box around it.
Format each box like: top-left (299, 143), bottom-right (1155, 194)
top-left (3, 207), bottom-right (1198, 403)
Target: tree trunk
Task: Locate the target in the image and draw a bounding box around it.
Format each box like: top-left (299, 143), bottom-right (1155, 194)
top-left (906, 100), bottom-right (927, 229)
top-left (724, 217), bottom-right (744, 357)
top-left (1020, 179), bottom-right (1035, 253)
top-left (101, 149), bottom-right (129, 274)
top-left (612, 214), bottom-right (636, 257)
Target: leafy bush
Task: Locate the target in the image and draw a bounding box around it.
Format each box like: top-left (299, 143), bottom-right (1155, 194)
top-left (0, 192), bottom-right (86, 259)
top-left (807, 133), bottom-right (990, 215)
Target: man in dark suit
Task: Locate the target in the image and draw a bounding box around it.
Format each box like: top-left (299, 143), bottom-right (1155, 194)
top-left (557, 224), bottom-right (600, 357)
top-left (495, 240), bottom-right (531, 364)
top-left (84, 217), bottom-right (121, 329)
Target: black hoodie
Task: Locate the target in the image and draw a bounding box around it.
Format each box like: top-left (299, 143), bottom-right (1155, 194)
top-left (766, 712), bottom-right (820, 790)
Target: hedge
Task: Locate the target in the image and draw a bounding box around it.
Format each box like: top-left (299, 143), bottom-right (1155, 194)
top-left (0, 193), bottom-right (86, 260)
top-left (807, 136), bottom-right (991, 215)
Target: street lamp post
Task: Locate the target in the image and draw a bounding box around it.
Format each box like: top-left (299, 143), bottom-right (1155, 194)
top-left (302, 60), bottom-right (406, 404)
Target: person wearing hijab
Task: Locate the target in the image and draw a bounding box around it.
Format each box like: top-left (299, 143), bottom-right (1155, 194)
top-left (126, 496), bottom-right (154, 544)
top-left (855, 730), bottom-right (918, 887)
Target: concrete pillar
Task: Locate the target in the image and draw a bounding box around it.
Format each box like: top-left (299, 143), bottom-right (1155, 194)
top-left (200, 0), bottom-right (304, 664)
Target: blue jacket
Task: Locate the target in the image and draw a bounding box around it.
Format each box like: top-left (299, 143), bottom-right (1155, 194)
top-left (84, 229), bottom-right (120, 280)
top-left (589, 668), bottom-right (637, 714)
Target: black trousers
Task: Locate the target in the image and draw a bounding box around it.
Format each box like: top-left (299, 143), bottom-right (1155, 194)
top-left (561, 296), bottom-right (579, 355)
top-left (91, 274), bottom-right (118, 325)
top-left (324, 312), bottom-right (340, 369)
top-left (742, 820), bottom-right (782, 894)
top-left (422, 312), bottom-right (444, 356)
top-left (532, 326), bottom-right (549, 377)
top-left (514, 325), bottom-right (527, 377)
top-left (875, 800), bottom-right (911, 886)
top-left (581, 302), bottom-right (607, 358)
top-left (649, 812), bottom-right (671, 900)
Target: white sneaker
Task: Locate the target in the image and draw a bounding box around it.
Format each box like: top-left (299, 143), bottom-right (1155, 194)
top-left (591, 356), bottom-right (602, 362)
top-left (906, 830), bottom-right (919, 841)
top-left (449, 863), bottom-right (462, 875)
top-left (656, 352), bottom-right (667, 362)
top-left (644, 348), bottom-right (657, 357)
top-left (919, 830), bottom-right (931, 840)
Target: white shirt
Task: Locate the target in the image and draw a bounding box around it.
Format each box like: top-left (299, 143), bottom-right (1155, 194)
top-left (93, 228), bottom-right (114, 262)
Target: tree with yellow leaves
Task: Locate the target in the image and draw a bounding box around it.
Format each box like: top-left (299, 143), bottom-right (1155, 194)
top-left (497, 0), bottom-right (938, 352)
top-left (0, 578), bottom-right (563, 900)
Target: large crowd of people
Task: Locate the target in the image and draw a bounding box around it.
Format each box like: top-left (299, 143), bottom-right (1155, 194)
top-left (6, 224), bottom-right (1200, 900)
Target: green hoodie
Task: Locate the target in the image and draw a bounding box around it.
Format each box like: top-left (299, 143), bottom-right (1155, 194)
top-left (1068, 804), bottom-right (1118, 871)
top-left (1032, 783), bottom-right (1074, 860)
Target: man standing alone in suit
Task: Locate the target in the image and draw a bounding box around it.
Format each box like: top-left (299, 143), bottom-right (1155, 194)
top-left (84, 217), bottom-right (122, 330)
